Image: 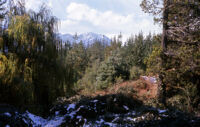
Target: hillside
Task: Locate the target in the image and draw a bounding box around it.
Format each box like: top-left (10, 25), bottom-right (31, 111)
top-left (81, 76), bottom-right (159, 102)
top-left (1, 78), bottom-right (200, 127)
top-left (0, 0), bottom-right (199, 126)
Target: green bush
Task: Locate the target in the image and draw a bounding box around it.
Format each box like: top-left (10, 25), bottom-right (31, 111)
top-left (115, 76), bottom-right (124, 84)
top-left (75, 60), bottom-right (101, 94)
top-left (144, 43), bottom-right (200, 112)
top-left (147, 44), bottom-right (200, 111)
top-left (96, 50), bottom-right (129, 90)
top-left (129, 66), bottom-right (144, 80)
top-left (167, 95), bottom-right (187, 111)
top-left (144, 45), bottom-right (162, 75)
top-left (162, 44), bottom-right (200, 111)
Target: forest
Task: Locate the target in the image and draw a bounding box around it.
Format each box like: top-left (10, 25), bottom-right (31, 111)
top-left (0, 0), bottom-right (200, 126)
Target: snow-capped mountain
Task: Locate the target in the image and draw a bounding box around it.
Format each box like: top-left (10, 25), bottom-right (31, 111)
top-left (59, 32), bottom-right (111, 46)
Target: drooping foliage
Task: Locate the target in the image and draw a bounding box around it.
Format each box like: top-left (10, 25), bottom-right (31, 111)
top-left (0, 1), bottom-right (70, 113)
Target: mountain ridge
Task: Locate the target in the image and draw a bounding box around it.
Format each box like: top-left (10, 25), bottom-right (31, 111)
top-left (59, 32), bottom-right (111, 46)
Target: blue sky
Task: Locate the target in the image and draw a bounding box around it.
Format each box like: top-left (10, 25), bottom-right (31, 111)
top-left (24, 0), bottom-right (161, 41)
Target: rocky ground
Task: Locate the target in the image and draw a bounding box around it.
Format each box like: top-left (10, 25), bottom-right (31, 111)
top-left (0, 94), bottom-right (200, 127)
top-left (0, 77), bottom-right (199, 127)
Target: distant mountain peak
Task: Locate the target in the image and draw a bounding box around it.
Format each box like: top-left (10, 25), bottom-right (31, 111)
top-left (59, 32), bottom-right (111, 46)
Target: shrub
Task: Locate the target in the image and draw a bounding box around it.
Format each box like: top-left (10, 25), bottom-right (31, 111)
top-left (144, 43), bottom-right (200, 112)
top-left (115, 85), bottom-right (136, 96)
top-left (162, 44), bottom-right (200, 111)
top-left (115, 76), bottom-right (124, 84)
top-left (129, 66), bottom-right (144, 80)
top-left (135, 80), bottom-right (147, 89)
top-left (96, 50), bottom-right (129, 90)
top-left (144, 45), bottom-right (162, 75)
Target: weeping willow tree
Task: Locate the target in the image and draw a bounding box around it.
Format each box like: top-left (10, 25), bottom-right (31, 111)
top-left (0, 1), bottom-right (71, 111)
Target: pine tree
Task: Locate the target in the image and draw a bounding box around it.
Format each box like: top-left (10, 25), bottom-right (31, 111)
top-left (141, 0), bottom-right (200, 110)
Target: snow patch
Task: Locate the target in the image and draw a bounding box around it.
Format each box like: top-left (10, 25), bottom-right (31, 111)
top-left (4, 112), bottom-right (12, 117)
top-left (25, 111), bottom-right (46, 126)
top-left (55, 111), bottom-right (59, 115)
top-left (158, 109), bottom-right (167, 114)
top-left (123, 105), bottom-right (129, 110)
top-left (126, 117), bottom-right (134, 121)
top-left (141, 76), bottom-right (157, 84)
top-left (76, 105), bottom-right (85, 112)
top-left (104, 122), bottom-right (117, 127)
top-left (67, 104), bottom-right (76, 111)
top-left (68, 111), bottom-right (76, 119)
top-left (149, 77), bottom-right (157, 83)
top-left (25, 111), bottom-right (64, 127)
top-left (94, 118), bottom-right (117, 127)
top-left (112, 117), bottom-right (119, 122)
top-left (44, 116), bottom-right (65, 127)
top-left (92, 100), bottom-right (98, 103)
top-left (60, 32), bottom-right (111, 46)
top-left (77, 115), bottom-right (82, 122)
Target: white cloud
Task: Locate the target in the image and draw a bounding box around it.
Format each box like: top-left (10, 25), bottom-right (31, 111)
top-left (22, 1), bottom-right (161, 40)
top-left (24, 0), bottom-right (54, 11)
top-left (65, 2), bottom-right (134, 28)
top-left (59, 19), bottom-right (78, 33)
top-left (61, 19), bottom-right (77, 26)
top-left (24, 0), bottom-right (43, 11)
top-left (47, 1), bottom-right (53, 8)
top-left (60, 2), bottom-right (161, 40)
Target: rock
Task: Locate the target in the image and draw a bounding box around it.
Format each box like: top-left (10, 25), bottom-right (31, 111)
top-left (0, 111), bottom-right (32, 127)
top-left (1, 95), bottom-right (200, 127)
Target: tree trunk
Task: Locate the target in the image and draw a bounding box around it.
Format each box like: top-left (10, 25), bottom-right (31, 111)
top-left (160, 0), bottom-right (169, 105)
top-left (162, 0), bottom-right (169, 51)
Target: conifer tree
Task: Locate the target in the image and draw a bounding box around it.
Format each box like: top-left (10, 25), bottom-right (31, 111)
top-left (141, 0), bottom-right (200, 110)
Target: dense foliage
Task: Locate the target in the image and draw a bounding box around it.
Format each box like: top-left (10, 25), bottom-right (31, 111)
top-left (76, 33), bottom-right (160, 93)
top-left (141, 0), bottom-right (200, 112)
top-left (0, 1), bottom-right (69, 113)
top-left (0, 0), bottom-right (199, 115)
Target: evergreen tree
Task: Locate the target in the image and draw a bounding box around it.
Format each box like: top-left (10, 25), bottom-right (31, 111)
top-left (141, 0), bottom-right (200, 110)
